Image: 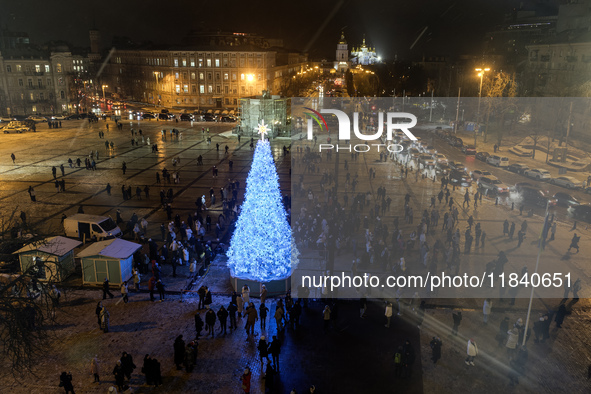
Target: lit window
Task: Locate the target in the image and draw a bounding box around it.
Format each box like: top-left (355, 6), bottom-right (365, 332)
top-left (215, 59), bottom-right (220, 67)
top-left (208, 85), bottom-right (213, 93)
top-left (182, 58), bottom-right (187, 67)
top-left (190, 58), bottom-right (195, 67)
top-left (35, 65), bottom-right (41, 72)
top-left (191, 72), bottom-right (196, 79)
top-left (199, 72), bottom-right (204, 80)
top-left (198, 58), bottom-right (203, 67)
top-left (257, 74), bottom-right (262, 81)
top-left (175, 85), bottom-right (180, 93)
top-left (16, 65), bottom-right (21, 72)
top-left (241, 73), bottom-right (245, 80)
top-left (224, 73), bottom-right (229, 80)
top-left (175, 72), bottom-right (179, 79)
top-left (183, 84), bottom-right (188, 93)
top-left (174, 58), bottom-right (179, 67)
top-left (32, 105), bottom-right (37, 112)
top-left (232, 73), bottom-right (237, 81)
top-left (199, 85), bottom-right (205, 94)
top-left (45, 65), bottom-right (50, 72)
top-left (57, 63), bottom-right (62, 73)
top-left (30, 93), bottom-right (34, 100)
top-left (206, 59), bottom-right (212, 67)
top-left (223, 58), bottom-right (228, 67)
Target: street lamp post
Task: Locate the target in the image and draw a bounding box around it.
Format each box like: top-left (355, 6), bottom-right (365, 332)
top-left (475, 67), bottom-right (489, 146)
top-left (101, 84), bottom-right (108, 108)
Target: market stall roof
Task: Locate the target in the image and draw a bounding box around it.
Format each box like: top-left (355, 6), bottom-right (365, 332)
top-left (13, 236), bottom-right (82, 257)
top-left (77, 238), bottom-right (141, 259)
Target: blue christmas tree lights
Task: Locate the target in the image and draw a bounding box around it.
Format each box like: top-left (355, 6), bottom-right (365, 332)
top-left (227, 139), bottom-right (299, 281)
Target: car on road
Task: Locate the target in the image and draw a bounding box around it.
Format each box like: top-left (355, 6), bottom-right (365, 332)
top-left (419, 154), bottom-right (435, 167)
top-left (567, 204), bottom-right (591, 222)
top-left (478, 176), bottom-right (510, 194)
top-left (470, 170), bottom-right (492, 181)
top-left (180, 113), bottom-right (194, 121)
top-left (549, 176), bottom-right (583, 189)
top-left (448, 161), bottom-right (466, 172)
top-left (27, 115), bottom-right (47, 123)
top-left (2, 122), bottom-right (30, 133)
top-left (451, 137), bottom-right (463, 148)
top-left (476, 152), bottom-right (490, 162)
top-left (66, 114), bottom-right (81, 120)
top-left (202, 113), bottom-right (217, 122)
top-left (518, 186), bottom-right (557, 207)
top-left (51, 115), bottom-right (68, 120)
top-left (0, 116), bottom-right (15, 122)
top-left (508, 163), bottom-right (530, 175)
top-left (449, 169), bottom-right (472, 186)
top-left (433, 153), bottom-right (448, 164)
top-left (486, 155), bottom-right (509, 167)
top-left (158, 113), bottom-right (174, 120)
top-left (220, 116), bottom-right (236, 122)
top-left (142, 113), bottom-right (155, 119)
top-left (524, 168), bottom-right (551, 180)
top-left (514, 182), bottom-right (534, 192)
top-left (552, 192), bottom-right (580, 207)
top-left (462, 145), bottom-right (476, 155)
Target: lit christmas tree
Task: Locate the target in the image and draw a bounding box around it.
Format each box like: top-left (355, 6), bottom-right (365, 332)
top-left (227, 121), bottom-right (299, 281)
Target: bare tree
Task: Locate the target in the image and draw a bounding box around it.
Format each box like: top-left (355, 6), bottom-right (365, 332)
top-left (482, 72), bottom-right (518, 147)
top-left (0, 209), bottom-right (64, 376)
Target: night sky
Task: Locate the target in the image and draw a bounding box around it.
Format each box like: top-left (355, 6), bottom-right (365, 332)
top-left (2, 0), bottom-right (556, 60)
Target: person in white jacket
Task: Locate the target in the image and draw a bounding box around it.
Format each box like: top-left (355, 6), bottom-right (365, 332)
top-left (465, 339), bottom-right (478, 366)
top-left (483, 298), bottom-right (492, 324)
top-left (242, 284), bottom-right (250, 304)
top-left (505, 327), bottom-right (519, 360)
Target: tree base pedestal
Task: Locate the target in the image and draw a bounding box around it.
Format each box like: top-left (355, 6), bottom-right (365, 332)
top-left (230, 274), bottom-right (291, 298)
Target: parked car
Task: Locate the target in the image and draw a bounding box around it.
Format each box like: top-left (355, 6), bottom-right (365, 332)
top-left (567, 204), bottom-right (591, 222)
top-left (180, 113), bottom-right (194, 121)
top-left (142, 113), bottom-right (155, 119)
top-left (203, 113), bottom-right (217, 122)
top-left (2, 121), bottom-right (30, 133)
top-left (448, 161), bottom-right (466, 172)
top-left (470, 170), bottom-right (492, 181)
top-left (449, 169), bottom-right (472, 186)
top-left (478, 176), bottom-right (510, 194)
top-left (550, 176), bottom-right (583, 189)
top-left (419, 154), bottom-right (435, 167)
top-left (486, 155), bottom-right (509, 167)
top-left (524, 168), bottom-right (551, 180)
top-left (0, 116), bottom-right (15, 122)
top-left (452, 138), bottom-right (464, 148)
top-left (158, 113), bottom-right (173, 120)
top-left (518, 186), bottom-right (557, 207)
top-left (475, 152), bottom-right (490, 162)
top-left (51, 114), bottom-right (68, 120)
top-left (462, 145), bottom-right (476, 155)
top-left (508, 163), bottom-right (530, 174)
top-left (220, 116), bottom-right (236, 122)
top-left (553, 192), bottom-right (580, 207)
top-left (433, 153), bottom-right (448, 165)
top-left (66, 114), bottom-right (81, 120)
top-left (27, 115), bottom-right (47, 123)
top-left (514, 182), bottom-right (534, 193)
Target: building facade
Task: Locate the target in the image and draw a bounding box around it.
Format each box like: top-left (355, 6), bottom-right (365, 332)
top-left (334, 32), bottom-right (349, 72)
top-left (103, 33), bottom-right (307, 111)
top-left (350, 36), bottom-right (379, 66)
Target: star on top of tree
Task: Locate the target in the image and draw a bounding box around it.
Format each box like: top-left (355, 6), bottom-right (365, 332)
top-left (257, 120), bottom-right (270, 140)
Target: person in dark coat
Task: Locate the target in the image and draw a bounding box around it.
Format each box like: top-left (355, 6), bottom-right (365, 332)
top-left (156, 279), bottom-right (165, 301)
top-left (152, 357), bottom-right (162, 386)
top-left (112, 361), bottom-right (125, 391)
top-left (205, 308), bottom-right (216, 337)
top-left (402, 339), bottom-right (415, 377)
top-left (217, 305), bottom-right (229, 335)
top-left (142, 354), bottom-right (153, 385)
top-left (173, 335), bottom-right (185, 370)
top-left (228, 302), bottom-right (238, 330)
top-left (59, 371), bottom-right (75, 394)
top-left (120, 352), bottom-right (136, 379)
top-left (430, 336), bottom-right (442, 364)
top-left (203, 286), bottom-right (212, 309)
top-left (102, 278), bottom-right (114, 299)
top-left (497, 317), bottom-right (510, 347)
top-left (95, 302), bottom-right (103, 328)
top-left (194, 313), bottom-right (204, 338)
top-left (258, 335), bottom-right (270, 364)
top-left (268, 335), bottom-right (281, 368)
top-left (452, 311), bottom-right (462, 336)
top-left (555, 304), bottom-right (567, 328)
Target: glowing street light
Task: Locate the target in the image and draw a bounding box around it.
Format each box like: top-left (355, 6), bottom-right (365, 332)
top-left (475, 67), bottom-right (490, 122)
top-left (247, 74), bottom-right (254, 82)
top-left (101, 84), bottom-right (108, 104)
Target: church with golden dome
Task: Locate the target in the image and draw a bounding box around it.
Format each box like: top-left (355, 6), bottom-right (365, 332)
top-left (350, 35), bottom-right (380, 66)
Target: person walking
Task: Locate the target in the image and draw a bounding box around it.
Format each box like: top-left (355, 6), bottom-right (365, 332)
top-left (120, 281), bottom-right (129, 303)
top-left (194, 312), bottom-right (204, 338)
top-left (59, 371), bottom-right (75, 394)
top-left (509, 222), bottom-right (516, 239)
top-left (245, 302), bottom-right (258, 336)
top-left (258, 335), bottom-right (270, 365)
top-left (259, 302), bottom-right (269, 330)
top-left (228, 302), bottom-right (238, 330)
top-left (483, 298), bottom-right (492, 323)
top-left (217, 305), bottom-right (229, 335)
top-left (269, 335), bottom-right (281, 369)
top-left (173, 335), bottom-right (185, 370)
top-left (568, 234), bottom-right (580, 253)
top-left (241, 367), bottom-right (252, 394)
top-left (242, 284), bottom-right (250, 304)
top-left (555, 304), bottom-right (567, 328)
top-left (385, 302), bottom-right (393, 328)
top-left (205, 308), bottom-right (216, 337)
top-left (517, 230), bottom-right (525, 247)
top-left (121, 352), bottom-right (136, 380)
top-left (102, 278), bottom-right (114, 299)
top-left (156, 279), bottom-right (165, 301)
top-left (549, 221), bottom-right (557, 241)
top-left (99, 306), bottom-right (110, 333)
top-left (90, 356), bottom-right (100, 383)
top-left (465, 338), bottom-right (478, 366)
top-left (430, 336), bottom-right (442, 364)
top-left (503, 219), bottom-right (509, 236)
top-left (506, 327), bottom-right (519, 360)
top-left (11, 153), bottom-right (15, 163)
top-left (452, 310), bottom-right (462, 336)
top-left (497, 317), bottom-right (509, 347)
top-left (260, 285), bottom-right (268, 304)
top-left (122, 162), bottom-right (127, 175)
